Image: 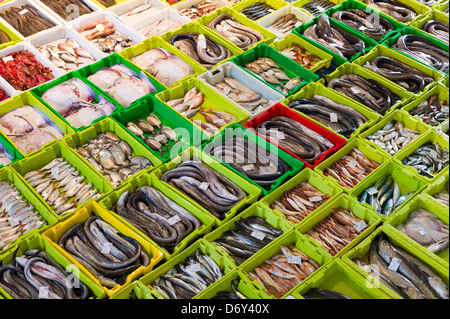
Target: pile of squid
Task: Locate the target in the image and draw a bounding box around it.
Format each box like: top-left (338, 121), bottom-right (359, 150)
top-left (391, 35), bottom-right (449, 73)
top-left (161, 159), bottom-right (247, 220)
top-left (205, 136), bottom-right (291, 189)
top-left (364, 0), bottom-right (417, 22)
top-left (304, 15), bottom-right (366, 60)
top-left (289, 95), bottom-right (368, 138)
top-left (331, 9), bottom-right (394, 41)
top-left (207, 14), bottom-right (264, 50)
top-left (422, 20), bottom-right (449, 43)
top-left (74, 132), bottom-right (153, 188)
top-left (327, 74), bottom-right (400, 115)
top-left (170, 33), bottom-right (231, 69)
top-left (0, 181), bottom-right (46, 251)
top-left (151, 249), bottom-right (223, 299)
top-left (270, 182), bottom-right (331, 224)
top-left (24, 158), bottom-right (102, 215)
top-left (256, 116), bottom-right (335, 164)
top-left (58, 216), bottom-right (151, 288)
top-left (409, 95), bottom-right (449, 126)
top-left (248, 245), bottom-right (321, 298)
top-left (213, 216), bottom-right (283, 265)
top-left (358, 175), bottom-right (414, 217)
top-left (324, 148), bottom-right (381, 189)
top-left (306, 208), bottom-right (368, 256)
top-left (113, 186), bottom-right (201, 252)
top-left (0, 248), bottom-right (93, 299)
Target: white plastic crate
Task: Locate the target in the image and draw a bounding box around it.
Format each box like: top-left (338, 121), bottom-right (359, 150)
top-left (258, 5), bottom-right (312, 39)
top-left (109, 0), bottom-right (169, 26)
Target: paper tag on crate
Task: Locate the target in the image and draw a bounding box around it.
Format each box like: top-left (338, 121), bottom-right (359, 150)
top-left (96, 23), bottom-right (105, 32)
top-left (101, 242), bottom-right (113, 255)
top-left (8, 215), bottom-right (20, 227)
top-left (366, 187), bottom-right (379, 195)
top-left (156, 26), bottom-right (168, 32)
top-left (417, 227), bottom-right (428, 236)
top-left (353, 220), bottom-right (367, 232)
top-left (309, 196), bottom-right (322, 202)
top-left (168, 215), bottom-right (181, 225)
top-left (251, 230), bottom-right (266, 241)
top-left (348, 159), bottom-right (358, 168)
top-left (222, 86), bottom-right (231, 95)
top-left (287, 255), bottom-right (302, 265)
top-left (388, 257), bottom-right (402, 271)
top-left (19, 9), bottom-right (29, 15)
top-left (2, 56), bottom-right (14, 63)
top-left (330, 113), bottom-right (338, 123)
top-left (266, 69), bottom-right (275, 76)
top-left (199, 182), bottom-right (210, 191)
top-left (51, 167), bottom-right (60, 179)
top-left (39, 286), bottom-right (49, 299)
top-left (441, 105), bottom-right (449, 114)
top-left (186, 263), bottom-right (202, 274)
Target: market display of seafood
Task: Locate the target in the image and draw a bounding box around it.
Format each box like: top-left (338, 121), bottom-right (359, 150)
top-left (391, 35), bottom-right (449, 73)
top-left (74, 132), bottom-right (153, 187)
top-left (170, 33), bottom-right (231, 69)
top-left (248, 245), bottom-right (321, 298)
top-left (269, 14), bottom-right (303, 35)
top-left (139, 19), bottom-right (183, 38)
top-left (304, 15), bottom-right (366, 59)
top-left (178, 0), bottom-right (221, 20)
top-left (40, 77), bottom-right (116, 129)
top-left (280, 43), bottom-right (322, 70)
top-left (331, 9), bottom-right (394, 41)
top-left (289, 95), bottom-right (368, 138)
top-left (256, 116), bottom-right (335, 164)
top-left (0, 106), bottom-right (64, 154)
top-left (365, 121), bottom-right (421, 155)
top-left (409, 95), bottom-right (449, 127)
top-left (0, 248), bottom-right (93, 299)
top-left (40, 0), bottom-right (94, 21)
top-left (205, 136), bottom-right (291, 189)
top-left (270, 182), bottom-right (331, 224)
top-left (401, 143), bottom-right (449, 179)
top-left (240, 2), bottom-right (276, 21)
top-left (364, 0), bottom-right (417, 22)
top-left (23, 158), bottom-right (102, 215)
top-left (324, 148), bottom-right (381, 189)
top-left (307, 208), bottom-right (368, 256)
top-left (422, 20), bottom-right (449, 43)
top-left (327, 74), bottom-right (400, 115)
top-left (213, 216), bottom-right (283, 265)
top-left (150, 249), bottom-right (223, 299)
top-left (114, 186), bottom-right (200, 251)
top-left (354, 235), bottom-right (449, 299)
top-left (358, 175), bottom-right (414, 216)
top-left (0, 50), bottom-right (55, 91)
top-left (433, 184), bottom-right (449, 206)
top-left (0, 4), bottom-right (56, 37)
top-left (87, 64), bottom-right (156, 108)
top-left (79, 21), bottom-right (136, 53)
top-left (0, 181), bottom-right (46, 250)
top-left (130, 48), bottom-right (195, 87)
top-left (301, 0), bottom-right (336, 16)
top-left (396, 209), bottom-right (449, 254)
top-left (161, 159), bottom-right (247, 220)
top-left (57, 215), bottom-right (151, 288)
top-left (207, 14), bottom-right (264, 50)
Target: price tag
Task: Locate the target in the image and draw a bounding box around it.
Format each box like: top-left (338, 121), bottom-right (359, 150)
top-left (388, 257), bottom-right (402, 272)
top-left (213, 118), bottom-right (226, 126)
top-left (251, 230), bottom-right (266, 241)
top-left (156, 26), bottom-right (168, 32)
top-left (309, 196), bottom-right (322, 202)
top-left (348, 160), bottom-right (358, 168)
top-left (19, 9), bottom-right (29, 15)
top-left (441, 105), bottom-right (449, 114)
top-left (168, 215), bottom-right (181, 225)
top-left (287, 255), bottom-right (302, 265)
top-left (417, 227), bottom-right (427, 236)
top-left (350, 87), bottom-right (360, 95)
top-left (199, 182), bottom-right (210, 191)
top-left (2, 56), bottom-right (14, 63)
top-left (266, 69), bottom-right (275, 76)
top-left (191, 8), bottom-right (198, 13)
top-left (96, 23), bottom-right (105, 32)
top-left (101, 242), bottom-right (113, 255)
top-left (359, 26), bottom-right (368, 31)
top-left (353, 220), bottom-right (368, 232)
top-left (39, 286), bottom-right (49, 299)
top-left (8, 216), bottom-right (20, 227)
top-left (51, 167), bottom-right (60, 179)
top-left (330, 113), bottom-right (338, 123)
top-left (243, 164), bottom-right (255, 172)
top-left (222, 86), bottom-right (231, 95)
top-left (366, 187), bottom-right (379, 195)
top-left (186, 263), bottom-right (202, 274)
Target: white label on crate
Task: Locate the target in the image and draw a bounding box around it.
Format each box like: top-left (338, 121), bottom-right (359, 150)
top-left (19, 9), bottom-right (29, 15)
top-left (186, 263), bottom-right (202, 274)
top-left (51, 167), bottom-right (60, 179)
top-left (2, 56), bottom-right (14, 63)
top-left (350, 87), bottom-right (360, 95)
top-left (330, 113), bottom-right (338, 123)
top-left (266, 69), bottom-right (275, 76)
top-left (168, 215), bottom-right (181, 225)
top-left (353, 220), bottom-right (368, 232)
top-left (191, 8), bottom-right (198, 13)
top-left (359, 26), bottom-right (368, 31)
top-left (39, 286), bottom-right (49, 299)
top-left (96, 23), bottom-right (105, 32)
top-left (388, 257), bottom-right (402, 272)
top-left (8, 216), bottom-right (19, 227)
top-left (417, 227), bottom-right (428, 236)
top-left (441, 105), bottom-right (449, 114)
top-left (199, 182), bottom-right (210, 191)
top-left (366, 187), bottom-right (379, 195)
top-left (348, 160), bottom-right (358, 168)
top-left (251, 230), bottom-right (266, 241)
top-left (243, 164), bottom-right (255, 172)
top-left (222, 86), bottom-right (231, 95)
top-left (309, 196), bottom-right (323, 202)
top-left (213, 118), bottom-right (226, 126)
top-left (101, 242), bottom-right (113, 255)
top-left (287, 255), bottom-right (302, 265)
top-left (156, 26), bottom-right (168, 32)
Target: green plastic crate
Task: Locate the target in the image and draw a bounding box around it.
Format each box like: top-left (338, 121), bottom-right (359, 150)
top-left (118, 36), bottom-right (207, 89)
top-left (348, 160), bottom-right (429, 221)
top-left (30, 72), bottom-right (122, 132)
top-left (423, 170), bottom-right (449, 210)
top-left (353, 44), bottom-right (445, 96)
top-left (204, 202), bottom-right (294, 268)
top-left (10, 141), bottom-right (113, 220)
top-left (202, 123), bottom-right (305, 196)
top-left (0, 234), bottom-right (106, 299)
top-left (230, 43), bottom-right (320, 97)
top-left (152, 146), bottom-right (262, 227)
top-left (259, 167), bottom-right (344, 227)
top-left (154, 77), bottom-right (250, 138)
top-left (98, 173), bottom-right (216, 260)
top-left (292, 259), bottom-right (393, 299)
top-left (0, 166), bottom-right (58, 254)
top-left (296, 193), bottom-right (383, 258)
top-left (411, 9), bottom-right (449, 43)
top-left (359, 110), bottom-right (431, 157)
top-left (321, 62), bottom-right (413, 116)
top-left (109, 281), bottom-right (154, 299)
top-left (239, 229), bottom-right (333, 299)
top-left (315, 138), bottom-right (391, 192)
top-left (0, 20), bottom-right (22, 51)
top-left (62, 117), bottom-right (162, 188)
top-left (0, 134), bottom-right (22, 168)
top-left (269, 33), bottom-right (333, 73)
top-left (386, 194), bottom-right (449, 265)
top-left (196, 7), bottom-right (277, 51)
top-left (233, 0), bottom-right (288, 21)
top-left (357, 0), bottom-right (432, 24)
top-left (393, 129), bottom-right (449, 183)
top-left (0, 91), bottom-right (74, 156)
top-left (139, 238), bottom-right (237, 299)
top-left (342, 224), bottom-right (449, 299)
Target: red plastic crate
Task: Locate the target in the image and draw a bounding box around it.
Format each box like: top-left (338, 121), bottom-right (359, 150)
top-left (244, 103), bottom-right (347, 169)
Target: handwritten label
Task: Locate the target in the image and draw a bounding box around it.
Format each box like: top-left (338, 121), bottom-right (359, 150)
top-left (51, 167), bottom-right (60, 179)
top-left (348, 160), bottom-right (358, 168)
top-left (388, 257), bottom-right (402, 272)
top-left (309, 196), bottom-right (322, 202)
top-left (287, 255), bottom-right (302, 265)
top-left (330, 113), bottom-right (338, 123)
top-left (39, 286), bottom-right (49, 299)
top-left (417, 227), bottom-right (427, 236)
top-left (186, 263), bottom-right (202, 274)
top-left (101, 242), bottom-right (113, 255)
top-left (251, 230), bottom-right (266, 241)
top-left (366, 187), bottom-right (379, 195)
top-left (199, 182), bottom-right (210, 191)
top-left (2, 56), bottom-right (14, 63)
top-left (168, 215), bottom-right (181, 225)
top-left (353, 220), bottom-right (368, 232)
